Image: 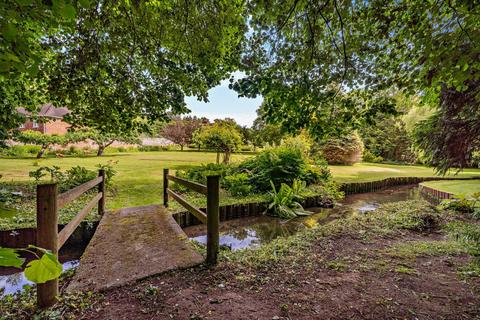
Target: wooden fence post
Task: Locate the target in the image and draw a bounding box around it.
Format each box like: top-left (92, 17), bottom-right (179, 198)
top-left (98, 169), bottom-right (106, 215)
top-left (206, 175), bottom-right (220, 265)
top-left (36, 183), bottom-right (59, 308)
top-left (163, 168), bottom-right (169, 208)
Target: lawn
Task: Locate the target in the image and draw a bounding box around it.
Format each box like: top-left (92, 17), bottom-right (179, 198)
top-left (1, 152), bottom-right (480, 210)
top-left (0, 151), bottom-right (251, 209)
top-left (329, 162), bottom-right (480, 183)
top-left (420, 180), bottom-right (480, 197)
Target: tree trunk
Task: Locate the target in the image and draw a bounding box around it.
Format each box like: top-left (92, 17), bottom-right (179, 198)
top-left (180, 144), bottom-right (184, 151)
top-left (216, 152), bottom-right (220, 164)
top-left (223, 151), bottom-right (231, 164)
top-left (97, 146), bottom-right (105, 156)
top-left (37, 145), bottom-right (48, 159)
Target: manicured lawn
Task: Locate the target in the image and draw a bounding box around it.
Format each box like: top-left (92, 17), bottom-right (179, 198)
top-left (329, 162), bottom-right (480, 183)
top-left (0, 151), bottom-right (251, 209)
top-left (1, 152), bottom-right (480, 210)
top-left (420, 180), bottom-right (480, 197)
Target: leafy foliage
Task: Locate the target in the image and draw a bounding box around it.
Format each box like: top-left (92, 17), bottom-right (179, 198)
top-left (267, 180), bottom-right (311, 219)
top-left (223, 173), bottom-right (252, 197)
top-left (319, 132), bottom-right (364, 165)
top-left (84, 129), bottom-right (140, 156)
top-left (0, 245), bottom-right (62, 284)
top-left (161, 116), bottom-right (206, 150)
top-left (47, 1), bottom-right (246, 137)
top-left (232, 1), bottom-right (480, 173)
top-left (360, 115), bottom-right (416, 163)
top-left (28, 163), bottom-right (116, 192)
top-left (194, 122), bottom-right (243, 164)
top-left (413, 82), bottom-right (480, 173)
top-left (439, 193), bottom-right (480, 218)
top-left (15, 130), bottom-right (82, 158)
top-left (239, 145), bottom-right (322, 192)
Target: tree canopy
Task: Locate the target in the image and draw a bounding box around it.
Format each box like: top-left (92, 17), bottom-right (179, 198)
top-left (1, 0), bottom-right (246, 142)
top-left (230, 0), bottom-right (479, 171)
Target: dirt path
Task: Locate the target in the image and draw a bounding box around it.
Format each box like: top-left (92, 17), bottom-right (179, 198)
top-left (67, 205), bottom-right (203, 292)
top-left (74, 232), bottom-right (479, 319)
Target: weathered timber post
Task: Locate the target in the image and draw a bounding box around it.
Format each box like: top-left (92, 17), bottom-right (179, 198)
top-left (163, 168), bottom-right (169, 207)
top-left (98, 169), bottom-right (106, 215)
top-left (206, 175), bottom-right (220, 265)
top-left (36, 183), bottom-right (59, 308)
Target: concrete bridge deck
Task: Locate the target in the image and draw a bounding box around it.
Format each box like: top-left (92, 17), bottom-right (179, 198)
top-left (67, 205), bottom-right (203, 292)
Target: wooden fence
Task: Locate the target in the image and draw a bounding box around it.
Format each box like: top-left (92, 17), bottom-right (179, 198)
top-left (163, 169), bottom-right (219, 265)
top-left (36, 170), bottom-right (106, 308)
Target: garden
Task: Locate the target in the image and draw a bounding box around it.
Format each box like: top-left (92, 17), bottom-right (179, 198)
top-left (2, 1), bottom-right (480, 319)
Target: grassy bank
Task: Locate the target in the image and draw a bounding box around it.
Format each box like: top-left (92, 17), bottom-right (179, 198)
top-left (420, 180), bottom-right (480, 197)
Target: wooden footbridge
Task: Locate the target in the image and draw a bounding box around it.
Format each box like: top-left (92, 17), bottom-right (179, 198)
top-left (35, 169), bottom-right (220, 308)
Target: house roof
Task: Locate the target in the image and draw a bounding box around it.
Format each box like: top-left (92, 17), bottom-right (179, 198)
top-left (17, 104), bottom-right (70, 119)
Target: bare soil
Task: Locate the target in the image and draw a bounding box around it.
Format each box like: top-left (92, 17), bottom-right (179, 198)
top-left (72, 230), bottom-right (480, 320)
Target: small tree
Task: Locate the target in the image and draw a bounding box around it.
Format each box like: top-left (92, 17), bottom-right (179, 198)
top-left (161, 117), bottom-right (204, 151)
top-left (86, 130), bottom-right (140, 156)
top-left (194, 123), bottom-right (242, 164)
top-left (16, 131), bottom-right (86, 158)
top-left (16, 131), bottom-right (60, 158)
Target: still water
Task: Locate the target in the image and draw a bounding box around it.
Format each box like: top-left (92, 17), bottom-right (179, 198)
top-left (0, 247), bottom-right (84, 297)
top-left (186, 185), bottom-right (422, 251)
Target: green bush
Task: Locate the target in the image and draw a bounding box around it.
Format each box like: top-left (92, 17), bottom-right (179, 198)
top-left (319, 131), bottom-right (364, 165)
top-left (239, 146), bottom-right (322, 191)
top-left (176, 163), bottom-right (233, 185)
top-left (362, 149), bottom-right (384, 163)
top-left (0, 145), bottom-right (42, 157)
top-left (440, 193), bottom-right (480, 218)
top-left (28, 162), bottom-right (117, 192)
top-left (223, 173), bottom-right (252, 196)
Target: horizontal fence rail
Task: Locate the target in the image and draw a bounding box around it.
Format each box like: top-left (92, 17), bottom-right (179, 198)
top-left (57, 176), bottom-right (103, 209)
top-left (36, 169), bottom-right (106, 309)
top-left (164, 168), bottom-right (219, 265)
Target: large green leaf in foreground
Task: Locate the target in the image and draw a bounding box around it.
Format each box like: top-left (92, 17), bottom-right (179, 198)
top-left (0, 247), bottom-right (24, 268)
top-left (24, 251), bottom-right (62, 284)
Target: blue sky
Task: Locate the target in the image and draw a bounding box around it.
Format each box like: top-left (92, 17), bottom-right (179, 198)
top-left (185, 72), bottom-right (263, 127)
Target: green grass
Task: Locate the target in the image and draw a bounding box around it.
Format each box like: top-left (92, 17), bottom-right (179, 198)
top-left (0, 151), bottom-right (251, 209)
top-left (329, 162), bottom-right (480, 183)
top-left (1, 152), bottom-right (480, 210)
top-left (420, 180), bottom-right (480, 196)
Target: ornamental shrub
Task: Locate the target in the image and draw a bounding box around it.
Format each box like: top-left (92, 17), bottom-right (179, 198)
top-left (319, 131), bottom-right (364, 165)
top-left (239, 145), bottom-right (322, 191)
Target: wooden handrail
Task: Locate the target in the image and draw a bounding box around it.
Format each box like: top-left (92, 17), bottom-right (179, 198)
top-left (166, 188), bottom-right (207, 224)
top-left (57, 192), bottom-right (103, 250)
top-left (167, 175), bottom-right (208, 195)
top-left (36, 170), bottom-right (106, 308)
top-left (57, 176), bottom-right (103, 209)
top-left (163, 168), bottom-right (219, 265)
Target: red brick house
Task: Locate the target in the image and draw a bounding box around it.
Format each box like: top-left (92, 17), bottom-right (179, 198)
top-left (17, 104), bottom-right (71, 134)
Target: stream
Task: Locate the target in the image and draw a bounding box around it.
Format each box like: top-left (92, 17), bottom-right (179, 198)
top-left (185, 184), bottom-right (422, 251)
top-left (0, 184), bottom-right (422, 297)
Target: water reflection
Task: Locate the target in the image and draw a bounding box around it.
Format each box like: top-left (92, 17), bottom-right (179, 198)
top-left (188, 185), bottom-right (422, 251)
top-left (0, 260), bottom-right (79, 297)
